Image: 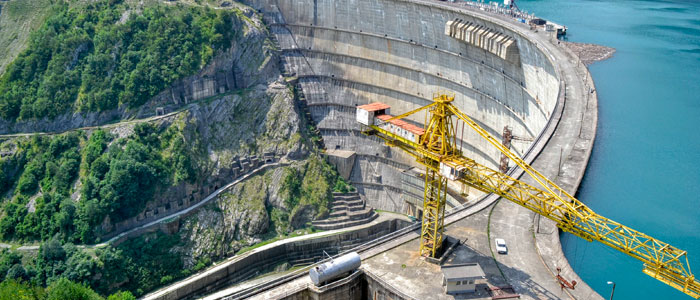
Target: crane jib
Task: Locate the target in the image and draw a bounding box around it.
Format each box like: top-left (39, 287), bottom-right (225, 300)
top-left (357, 95), bottom-right (700, 299)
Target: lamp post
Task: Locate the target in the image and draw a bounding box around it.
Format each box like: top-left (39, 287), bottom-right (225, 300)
top-left (607, 281), bottom-right (616, 300)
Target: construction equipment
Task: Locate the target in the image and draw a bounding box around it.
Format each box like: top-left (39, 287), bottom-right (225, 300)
top-left (356, 93), bottom-right (700, 298)
top-left (556, 267), bottom-right (577, 290)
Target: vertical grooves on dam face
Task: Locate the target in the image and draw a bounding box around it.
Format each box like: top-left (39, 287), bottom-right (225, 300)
top-left (285, 49), bottom-right (539, 137)
top-left (277, 23), bottom-right (551, 118)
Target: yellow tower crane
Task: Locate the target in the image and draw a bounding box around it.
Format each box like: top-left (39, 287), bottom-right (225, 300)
top-left (356, 93), bottom-right (700, 298)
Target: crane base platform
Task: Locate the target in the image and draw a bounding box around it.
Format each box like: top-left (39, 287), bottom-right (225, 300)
top-left (425, 235), bottom-right (461, 265)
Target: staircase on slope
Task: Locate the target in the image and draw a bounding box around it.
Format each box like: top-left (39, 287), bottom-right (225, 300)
top-left (311, 192), bottom-right (378, 231)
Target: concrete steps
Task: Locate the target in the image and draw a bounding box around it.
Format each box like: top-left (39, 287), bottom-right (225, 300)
top-left (312, 213), bottom-right (379, 231)
top-left (312, 192), bottom-right (376, 230)
top-left (316, 208), bottom-right (375, 224)
top-left (294, 84), bottom-right (326, 150)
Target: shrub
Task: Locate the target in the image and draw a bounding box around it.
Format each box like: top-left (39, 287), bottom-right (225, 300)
top-left (46, 278), bottom-right (102, 300)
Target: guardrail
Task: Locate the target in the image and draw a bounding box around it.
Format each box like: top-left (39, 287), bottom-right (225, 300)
top-left (449, 0), bottom-right (535, 22)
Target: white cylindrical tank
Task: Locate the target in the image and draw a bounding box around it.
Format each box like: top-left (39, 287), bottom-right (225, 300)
top-left (309, 252), bottom-right (361, 286)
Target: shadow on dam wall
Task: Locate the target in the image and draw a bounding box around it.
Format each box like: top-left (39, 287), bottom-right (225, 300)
top-left (150, 218), bottom-right (411, 300)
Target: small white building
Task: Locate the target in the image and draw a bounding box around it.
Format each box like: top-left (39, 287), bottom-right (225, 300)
top-left (356, 103), bottom-right (390, 126)
top-left (442, 263), bottom-right (486, 294)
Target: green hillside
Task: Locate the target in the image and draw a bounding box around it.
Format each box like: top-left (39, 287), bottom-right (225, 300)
top-left (0, 122), bottom-right (198, 244)
top-left (0, 0), bottom-right (53, 76)
top-left (0, 0), bottom-right (341, 297)
top-left (0, 0), bottom-right (236, 121)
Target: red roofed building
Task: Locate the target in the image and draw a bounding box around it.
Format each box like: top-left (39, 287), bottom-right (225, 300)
top-left (357, 102), bottom-right (425, 143)
top-left (357, 103), bottom-right (391, 112)
top-left (356, 103), bottom-right (391, 126)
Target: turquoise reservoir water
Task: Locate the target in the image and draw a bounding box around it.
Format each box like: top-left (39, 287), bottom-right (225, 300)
top-left (513, 0), bottom-right (700, 299)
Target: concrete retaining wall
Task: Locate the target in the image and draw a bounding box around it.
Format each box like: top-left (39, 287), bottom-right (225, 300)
top-left (279, 270), bottom-right (367, 300)
top-left (147, 218), bottom-right (410, 300)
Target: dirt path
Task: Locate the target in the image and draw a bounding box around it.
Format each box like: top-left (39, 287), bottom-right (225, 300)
top-left (0, 103), bottom-right (193, 139)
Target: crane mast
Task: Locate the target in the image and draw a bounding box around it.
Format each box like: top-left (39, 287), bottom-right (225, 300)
top-left (357, 93), bottom-right (700, 298)
top-left (417, 95), bottom-right (457, 257)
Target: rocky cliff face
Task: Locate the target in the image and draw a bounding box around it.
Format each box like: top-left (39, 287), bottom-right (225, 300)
top-left (101, 79), bottom-right (311, 239)
top-left (155, 85), bottom-right (336, 264)
top-left (176, 167), bottom-right (283, 263)
top-left (0, 1), bottom-right (322, 243)
top-left (183, 82), bottom-right (306, 164)
top-left (0, 2), bottom-right (337, 296)
top-left (173, 152), bottom-right (336, 268)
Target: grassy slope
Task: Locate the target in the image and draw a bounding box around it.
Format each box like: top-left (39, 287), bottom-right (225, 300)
top-left (0, 0), bottom-right (53, 75)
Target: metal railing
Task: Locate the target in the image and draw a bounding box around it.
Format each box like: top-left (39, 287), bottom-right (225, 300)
top-left (451, 0), bottom-right (535, 22)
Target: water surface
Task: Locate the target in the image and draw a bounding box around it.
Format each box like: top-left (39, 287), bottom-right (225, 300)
top-left (512, 0), bottom-right (700, 299)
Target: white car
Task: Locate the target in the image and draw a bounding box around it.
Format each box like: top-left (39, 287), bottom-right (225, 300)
top-left (495, 238), bottom-right (508, 254)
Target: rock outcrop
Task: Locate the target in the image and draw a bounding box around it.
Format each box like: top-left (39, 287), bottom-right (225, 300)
top-left (101, 80), bottom-right (308, 240)
top-left (177, 167), bottom-right (282, 265)
top-left (174, 152), bottom-right (336, 268)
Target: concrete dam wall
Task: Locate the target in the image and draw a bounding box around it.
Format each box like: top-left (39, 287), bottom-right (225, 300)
top-left (244, 0), bottom-right (560, 214)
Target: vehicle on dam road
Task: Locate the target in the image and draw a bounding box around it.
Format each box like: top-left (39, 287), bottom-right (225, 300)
top-left (495, 238), bottom-right (508, 254)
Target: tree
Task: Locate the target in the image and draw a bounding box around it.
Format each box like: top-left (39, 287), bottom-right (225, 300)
top-left (40, 238), bottom-right (66, 262)
top-left (0, 1), bottom-right (237, 121)
top-left (0, 203), bottom-right (22, 239)
top-left (107, 291), bottom-right (135, 300)
top-left (0, 249), bottom-right (23, 281)
top-left (0, 279), bottom-right (44, 300)
top-left (0, 159), bottom-right (16, 195)
top-left (46, 278), bottom-right (102, 300)
top-left (6, 264), bottom-right (28, 281)
top-left (16, 172), bottom-right (39, 195)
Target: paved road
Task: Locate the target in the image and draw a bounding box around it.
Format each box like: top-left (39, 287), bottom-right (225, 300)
top-left (235, 5), bottom-right (602, 299)
top-left (480, 8), bottom-right (602, 300)
top-left (491, 200), bottom-right (572, 300)
top-left (387, 1), bottom-right (602, 299)
top-left (243, 191), bottom-right (504, 300)
top-left (3, 4), bottom-right (600, 300)
top-left (95, 161), bottom-right (290, 247)
top-left (0, 97), bottom-right (197, 252)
